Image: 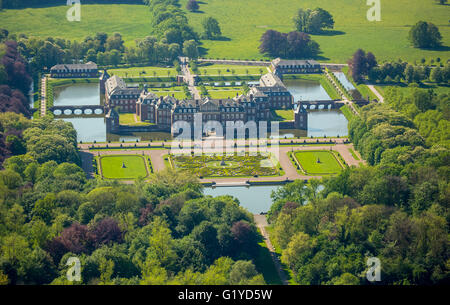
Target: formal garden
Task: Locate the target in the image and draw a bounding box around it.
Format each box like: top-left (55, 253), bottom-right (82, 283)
top-left (166, 153), bottom-right (282, 178)
top-left (98, 154), bottom-right (150, 179)
top-left (289, 150), bottom-right (344, 175)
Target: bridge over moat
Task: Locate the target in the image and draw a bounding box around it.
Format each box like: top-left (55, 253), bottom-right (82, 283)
top-left (50, 105), bottom-right (105, 117)
top-left (295, 99), bottom-right (345, 110)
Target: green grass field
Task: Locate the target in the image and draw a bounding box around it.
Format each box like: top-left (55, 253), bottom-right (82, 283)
top-left (99, 155), bottom-right (148, 179)
top-left (119, 113), bottom-right (154, 126)
top-left (375, 83), bottom-right (450, 98)
top-left (109, 66), bottom-right (179, 78)
top-left (349, 148), bottom-right (360, 161)
top-left (1, 1), bottom-right (448, 64)
top-left (149, 87), bottom-right (187, 99)
top-left (204, 86), bottom-right (243, 99)
top-left (193, 64), bottom-right (268, 76)
top-left (294, 150), bottom-right (343, 175)
top-left (182, 0), bottom-right (450, 63)
top-left (0, 4), bottom-right (153, 47)
top-left (271, 110), bottom-right (294, 121)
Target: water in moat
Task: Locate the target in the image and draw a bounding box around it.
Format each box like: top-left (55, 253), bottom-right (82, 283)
top-left (53, 83), bottom-right (100, 106)
top-left (284, 78), bottom-right (331, 101)
top-left (55, 82), bottom-right (347, 142)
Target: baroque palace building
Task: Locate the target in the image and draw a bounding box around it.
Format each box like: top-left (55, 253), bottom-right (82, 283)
top-left (102, 70), bottom-right (308, 136)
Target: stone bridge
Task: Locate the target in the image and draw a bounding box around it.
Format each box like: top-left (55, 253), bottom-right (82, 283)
top-left (50, 105), bottom-right (105, 117)
top-left (295, 99), bottom-right (345, 110)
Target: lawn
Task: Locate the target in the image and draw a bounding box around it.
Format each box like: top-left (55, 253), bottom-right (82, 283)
top-left (293, 150), bottom-right (343, 175)
top-left (203, 86), bottom-right (243, 99)
top-left (271, 110), bottom-right (294, 121)
top-left (181, 0), bottom-right (450, 63)
top-left (149, 87), bottom-right (188, 99)
top-left (349, 148), bottom-right (360, 161)
top-left (192, 64), bottom-right (268, 76)
top-left (0, 4), bottom-right (153, 47)
top-left (109, 66), bottom-right (179, 78)
top-left (375, 83), bottom-right (450, 98)
top-left (119, 113), bottom-right (154, 126)
top-left (2, 1), bottom-right (448, 64)
top-left (99, 155), bottom-right (149, 179)
top-left (169, 153), bottom-right (282, 178)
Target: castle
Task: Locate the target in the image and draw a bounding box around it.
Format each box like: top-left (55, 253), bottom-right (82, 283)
top-left (101, 68), bottom-right (308, 136)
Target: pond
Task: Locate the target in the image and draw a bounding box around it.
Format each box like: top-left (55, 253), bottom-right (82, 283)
top-left (333, 72), bottom-right (355, 91)
top-left (54, 83), bottom-right (100, 106)
top-left (203, 185), bottom-right (280, 214)
top-left (284, 79), bottom-right (331, 101)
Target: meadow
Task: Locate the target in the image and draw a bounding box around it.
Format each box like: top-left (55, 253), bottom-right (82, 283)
top-left (182, 0), bottom-right (450, 63)
top-left (0, 4), bottom-right (152, 47)
top-left (99, 154), bottom-right (149, 179)
top-left (0, 1), bottom-right (449, 63)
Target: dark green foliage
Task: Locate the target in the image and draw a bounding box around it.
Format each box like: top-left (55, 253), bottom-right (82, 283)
top-left (409, 21), bottom-right (442, 49)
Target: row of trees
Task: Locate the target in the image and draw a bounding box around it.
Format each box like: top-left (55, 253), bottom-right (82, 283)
top-left (349, 49), bottom-right (450, 84)
top-left (259, 30), bottom-right (320, 59)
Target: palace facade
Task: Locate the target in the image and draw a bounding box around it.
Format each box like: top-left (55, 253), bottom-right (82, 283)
top-left (50, 62), bottom-right (98, 78)
top-left (103, 72), bottom-right (308, 135)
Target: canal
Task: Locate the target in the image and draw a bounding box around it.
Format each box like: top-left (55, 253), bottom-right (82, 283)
top-left (203, 185), bottom-right (281, 214)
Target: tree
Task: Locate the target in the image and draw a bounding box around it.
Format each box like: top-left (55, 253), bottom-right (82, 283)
top-left (259, 30), bottom-right (319, 59)
top-left (293, 8), bottom-right (334, 34)
top-left (182, 40), bottom-right (199, 60)
top-left (202, 17), bottom-right (221, 40)
top-left (409, 21), bottom-right (442, 48)
top-left (186, 0), bottom-right (199, 12)
top-left (430, 67), bottom-right (443, 83)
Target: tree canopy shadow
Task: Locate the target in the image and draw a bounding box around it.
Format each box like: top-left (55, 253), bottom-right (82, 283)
top-left (314, 30), bottom-right (346, 36)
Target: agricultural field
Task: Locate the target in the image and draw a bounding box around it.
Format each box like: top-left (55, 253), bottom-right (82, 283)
top-left (99, 154), bottom-right (149, 179)
top-left (1, 1), bottom-right (448, 63)
top-left (292, 150), bottom-right (343, 175)
top-left (168, 153), bottom-right (282, 178)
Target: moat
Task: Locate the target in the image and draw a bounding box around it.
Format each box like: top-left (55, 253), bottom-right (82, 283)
top-left (56, 79), bottom-right (348, 142)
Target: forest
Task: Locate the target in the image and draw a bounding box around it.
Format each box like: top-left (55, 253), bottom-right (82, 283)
top-left (267, 89), bottom-right (449, 284)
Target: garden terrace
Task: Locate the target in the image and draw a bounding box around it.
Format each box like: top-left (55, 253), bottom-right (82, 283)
top-left (167, 153), bottom-right (282, 178)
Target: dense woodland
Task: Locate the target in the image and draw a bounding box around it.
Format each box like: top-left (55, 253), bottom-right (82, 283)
top-left (268, 90), bottom-right (449, 284)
